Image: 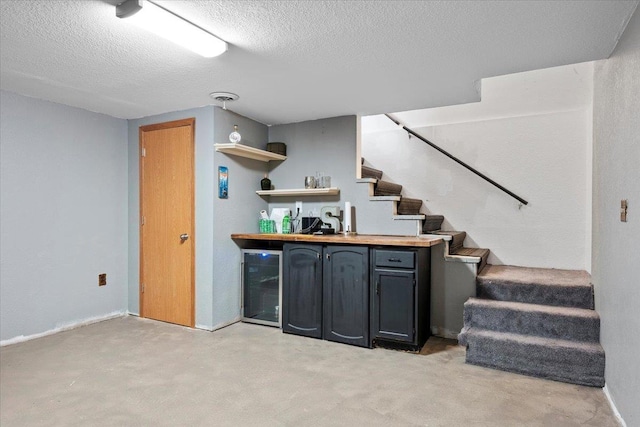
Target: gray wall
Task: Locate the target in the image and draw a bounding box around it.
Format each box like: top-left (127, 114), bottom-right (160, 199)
top-left (212, 107), bottom-right (268, 328)
top-left (0, 91), bottom-right (128, 342)
top-left (127, 106), bottom-right (268, 330)
top-left (267, 115), bottom-right (417, 236)
top-left (267, 116), bottom-right (358, 220)
top-left (128, 106), bottom-right (216, 328)
top-left (592, 7), bottom-right (640, 426)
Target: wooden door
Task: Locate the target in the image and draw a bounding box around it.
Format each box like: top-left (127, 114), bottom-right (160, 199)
top-left (140, 118), bottom-right (195, 327)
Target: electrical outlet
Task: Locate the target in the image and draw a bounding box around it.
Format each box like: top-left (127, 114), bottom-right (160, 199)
top-left (295, 201), bottom-right (303, 216)
top-left (99, 273), bottom-right (107, 287)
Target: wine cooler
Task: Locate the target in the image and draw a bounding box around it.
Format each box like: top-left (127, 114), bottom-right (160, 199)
top-left (241, 249), bottom-right (282, 327)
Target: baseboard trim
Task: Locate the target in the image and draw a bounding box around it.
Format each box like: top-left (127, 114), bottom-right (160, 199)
top-left (431, 325), bottom-right (460, 340)
top-left (0, 311), bottom-right (126, 347)
top-left (603, 384), bottom-right (627, 427)
top-left (211, 317), bottom-right (241, 331)
top-left (195, 323), bottom-right (214, 331)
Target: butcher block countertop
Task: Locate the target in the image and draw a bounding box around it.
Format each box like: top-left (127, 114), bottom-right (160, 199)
top-left (231, 233), bottom-right (443, 248)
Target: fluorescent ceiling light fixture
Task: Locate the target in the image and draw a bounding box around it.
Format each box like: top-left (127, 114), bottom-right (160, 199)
top-left (116, 0), bottom-right (228, 58)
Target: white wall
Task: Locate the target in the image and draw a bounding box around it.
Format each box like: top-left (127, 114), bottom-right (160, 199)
top-left (0, 91), bottom-right (128, 342)
top-left (593, 6), bottom-right (640, 426)
top-left (362, 63), bottom-right (594, 270)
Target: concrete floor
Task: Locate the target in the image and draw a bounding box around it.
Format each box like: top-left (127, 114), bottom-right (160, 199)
top-left (1, 316), bottom-right (619, 426)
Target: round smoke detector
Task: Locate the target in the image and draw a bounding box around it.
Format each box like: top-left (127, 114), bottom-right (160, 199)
top-left (209, 92), bottom-right (239, 109)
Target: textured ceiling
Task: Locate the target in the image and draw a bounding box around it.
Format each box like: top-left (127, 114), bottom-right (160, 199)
top-left (0, 0), bottom-right (637, 125)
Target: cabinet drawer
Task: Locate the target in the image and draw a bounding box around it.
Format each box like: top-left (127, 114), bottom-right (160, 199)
top-left (374, 250), bottom-right (415, 269)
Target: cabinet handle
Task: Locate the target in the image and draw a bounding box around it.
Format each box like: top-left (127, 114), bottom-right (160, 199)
top-left (388, 258), bottom-right (402, 263)
top-left (326, 253), bottom-right (331, 261)
top-left (376, 281), bottom-right (380, 295)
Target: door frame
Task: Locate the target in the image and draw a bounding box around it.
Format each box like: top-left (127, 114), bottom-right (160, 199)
top-left (139, 118), bottom-right (196, 327)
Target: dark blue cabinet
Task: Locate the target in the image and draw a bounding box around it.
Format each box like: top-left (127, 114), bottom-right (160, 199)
top-left (323, 246), bottom-right (369, 347)
top-left (282, 244), bottom-right (323, 338)
top-left (372, 269), bottom-right (415, 342)
top-left (371, 248), bottom-right (430, 351)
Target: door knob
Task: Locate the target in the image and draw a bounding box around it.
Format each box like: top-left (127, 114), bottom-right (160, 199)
top-left (180, 233), bottom-right (189, 241)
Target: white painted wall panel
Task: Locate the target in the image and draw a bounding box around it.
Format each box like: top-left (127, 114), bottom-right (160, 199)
top-left (363, 63), bottom-right (594, 270)
top-left (593, 6), bottom-right (640, 426)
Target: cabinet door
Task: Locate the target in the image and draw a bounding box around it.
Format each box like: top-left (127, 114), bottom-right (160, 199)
top-left (372, 269), bottom-right (415, 343)
top-left (323, 246), bottom-right (369, 347)
top-left (282, 244), bottom-right (323, 338)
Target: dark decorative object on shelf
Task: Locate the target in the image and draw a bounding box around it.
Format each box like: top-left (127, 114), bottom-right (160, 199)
top-left (261, 174), bottom-right (272, 190)
top-left (266, 142), bottom-right (286, 156)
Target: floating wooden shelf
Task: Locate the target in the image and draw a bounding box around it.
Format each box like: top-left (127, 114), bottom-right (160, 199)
top-left (256, 187), bottom-right (340, 197)
top-left (214, 143), bottom-right (286, 162)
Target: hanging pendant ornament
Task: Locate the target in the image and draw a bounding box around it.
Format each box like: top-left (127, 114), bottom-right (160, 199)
top-left (229, 125), bottom-right (242, 143)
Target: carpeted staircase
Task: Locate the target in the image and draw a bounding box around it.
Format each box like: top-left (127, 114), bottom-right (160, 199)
top-left (458, 265), bottom-right (605, 387)
top-left (360, 158), bottom-right (605, 387)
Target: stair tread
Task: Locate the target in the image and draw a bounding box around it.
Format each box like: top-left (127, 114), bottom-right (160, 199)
top-left (361, 165), bottom-right (383, 179)
top-left (397, 197), bottom-right (422, 215)
top-left (374, 180), bottom-right (403, 196)
top-left (452, 247), bottom-right (490, 258)
top-left (462, 327), bottom-right (605, 386)
top-left (466, 297), bottom-right (599, 319)
top-left (369, 195), bottom-right (401, 202)
top-left (479, 265), bottom-right (591, 288)
top-left (356, 178), bottom-right (377, 184)
top-left (464, 328), bottom-right (604, 353)
top-left (422, 215), bottom-right (445, 232)
top-left (435, 230), bottom-right (466, 239)
top-left (393, 214), bottom-right (425, 220)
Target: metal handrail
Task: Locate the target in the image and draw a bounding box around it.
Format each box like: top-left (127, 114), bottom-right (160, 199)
top-left (385, 114), bottom-right (528, 206)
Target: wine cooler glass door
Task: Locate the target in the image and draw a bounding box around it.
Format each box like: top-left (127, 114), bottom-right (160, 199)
top-left (242, 250), bottom-right (282, 327)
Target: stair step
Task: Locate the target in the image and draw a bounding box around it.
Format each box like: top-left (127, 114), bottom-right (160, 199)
top-left (369, 195), bottom-right (401, 202)
top-left (397, 197), bottom-right (422, 215)
top-left (422, 215), bottom-right (444, 232)
top-left (436, 231), bottom-right (466, 253)
top-left (452, 247), bottom-right (490, 272)
top-left (477, 265), bottom-right (593, 309)
top-left (463, 298), bottom-right (600, 342)
top-left (361, 165), bottom-right (383, 180)
top-left (460, 328), bottom-right (605, 387)
top-left (392, 214), bottom-right (425, 220)
top-left (374, 180), bottom-right (403, 196)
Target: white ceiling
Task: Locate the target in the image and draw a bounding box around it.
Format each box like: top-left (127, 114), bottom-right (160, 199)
top-left (1, 1), bottom-right (637, 125)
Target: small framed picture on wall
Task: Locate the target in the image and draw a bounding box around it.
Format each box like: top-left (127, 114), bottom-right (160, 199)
top-left (218, 166), bottom-right (228, 199)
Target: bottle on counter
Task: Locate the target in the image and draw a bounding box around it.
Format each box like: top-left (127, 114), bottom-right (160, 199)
top-left (261, 174), bottom-right (271, 191)
top-left (282, 214), bottom-right (290, 234)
